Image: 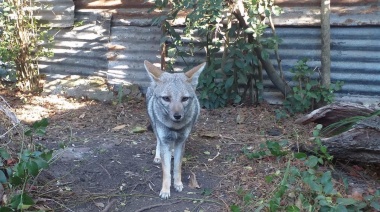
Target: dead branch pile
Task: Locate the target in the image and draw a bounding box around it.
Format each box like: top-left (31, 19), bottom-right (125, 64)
top-left (0, 96), bottom-right (20, 144)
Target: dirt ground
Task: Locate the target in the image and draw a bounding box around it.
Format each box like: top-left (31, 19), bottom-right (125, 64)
top-left (1, 89), bottom-right (379, 212)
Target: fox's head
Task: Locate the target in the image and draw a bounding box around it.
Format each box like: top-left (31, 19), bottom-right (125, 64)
top-left (144, 61), bottom-right (206, 122)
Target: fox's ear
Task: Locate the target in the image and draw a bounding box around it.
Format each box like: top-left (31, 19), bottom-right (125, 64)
top-left (144, 60), bottom-right (163, 82)
top-left (185, 62), bottom-right (206, 88)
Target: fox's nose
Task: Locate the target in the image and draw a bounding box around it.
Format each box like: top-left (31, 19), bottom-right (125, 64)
top-left (173, 114), bottom-right (182, 120)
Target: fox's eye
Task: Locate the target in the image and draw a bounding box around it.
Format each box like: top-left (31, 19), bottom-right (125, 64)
top-left (181, 97), bottom-right (189, 102)
top-left (162, 96), bottom-right (170, 102)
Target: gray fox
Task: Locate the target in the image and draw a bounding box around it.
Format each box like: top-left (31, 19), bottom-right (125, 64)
top-left (144, 60), bottom-right (206, 199)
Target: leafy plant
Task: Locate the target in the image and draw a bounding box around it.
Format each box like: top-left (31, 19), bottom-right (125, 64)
top-left (151, 0), bottom-right (285, 108)
top-left (0, 118), bottom-right (53, 210)
top-left (243, 140), bottom-right (288, 159)
top-left (239, 124), bottom-right (380, 211)
top-left (0, 0), bottom-right (53, 91)
top-left (283, 59), bottom-right (343, 114)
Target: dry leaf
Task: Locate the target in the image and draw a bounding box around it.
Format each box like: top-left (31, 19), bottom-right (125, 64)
top-left (95, 202), bottom-right (105, 208)
top-left (352, 165), bottom-right (363, 171)
top-left (106, 44), bottom-right (126, 50)
top-left (236, 110), bottom-right (246, 124)
top-left (112, 124), bottom-right (126, 131)
top-left (203, 151), bottom-right (210, 155)
top-left (244, 166), bottom-right (252, 170)
top-left (131, 126), bottom-right (147, 133)
top-left (106, 52), bottom-right (118, 61)
top-left (188, 171), bottom-right (200, 189)
top-left (200, 132), bottom-right (219, 138)
top-left (79, 113), bottom-right (85, 119)
top-left (368, 188), bottom-right (375, 194)
top-left (350, 188), bottom-right (364, 201)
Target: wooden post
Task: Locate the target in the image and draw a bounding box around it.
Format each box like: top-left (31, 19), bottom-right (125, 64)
top-left (321, 0), bottom-right (331, 86)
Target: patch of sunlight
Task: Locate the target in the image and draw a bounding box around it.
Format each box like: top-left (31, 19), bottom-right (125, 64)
top-left (15, 95), bottom-right (87, 123)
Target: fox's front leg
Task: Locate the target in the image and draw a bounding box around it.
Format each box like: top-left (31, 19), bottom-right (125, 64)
top-left (173, 141), bottom-right (185, 192)
top-left (159, 143), bottom-right (171, 199)
top-left (153, 138), bottom-right (161, 163)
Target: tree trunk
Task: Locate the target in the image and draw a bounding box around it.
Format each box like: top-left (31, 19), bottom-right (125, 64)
top-left (254, 45), bottom-right (291, 97)
top-left (320, 0), bottom-right (331, 87)
top-left (232, 5), bottom-right (292, 97)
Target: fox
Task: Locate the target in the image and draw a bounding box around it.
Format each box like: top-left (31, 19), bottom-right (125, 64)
top-left (144, 60), bottom-right (206, 199)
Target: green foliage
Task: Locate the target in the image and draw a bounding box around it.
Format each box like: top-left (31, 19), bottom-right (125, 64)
top-left (0, 0), bottom-right (53, 90)
top-left (283, 59), bottom-right (343, 114)
top-left (24, 118), bottom-right (49, 137)
top-left (230, 204), bottom-right (241, 212)
top-left (151, 0), bottom-right (283, 108)
top-left (0, 119), bottom-right (53, 210)
top-left (239, 124), bottom-right (380, 211)
top-left (243, 140), bottom-right (288, 159)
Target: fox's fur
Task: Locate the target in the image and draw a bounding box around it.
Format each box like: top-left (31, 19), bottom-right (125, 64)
top-left (144, 60), bottom-right (206, 199)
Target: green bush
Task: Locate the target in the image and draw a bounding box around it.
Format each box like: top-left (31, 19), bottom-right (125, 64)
top-left (151, 0), bottom-right (283, 108)
top-left (240, 124), bottom-right (380, 211)
top-left (0, 0), bottom-right (53, 91)
top-left (283, 59), bottom-right (343, 114)
top-left (0, 118), bottom-right (53, 210)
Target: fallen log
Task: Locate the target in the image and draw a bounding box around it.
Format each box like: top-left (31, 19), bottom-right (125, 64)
top-left (320, 115), bottom-right (380, 163)
top-left (295, 102), bottom-right (377, 126)
top-left (296, 103), bottom-right (380, 164)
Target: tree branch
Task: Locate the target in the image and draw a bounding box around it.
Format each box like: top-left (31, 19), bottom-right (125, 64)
top-left (232, 3), bottom-right (291, 97)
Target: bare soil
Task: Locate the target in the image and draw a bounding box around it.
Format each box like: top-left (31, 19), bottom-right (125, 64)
top-left (1, 90), bottom-right (379, 212)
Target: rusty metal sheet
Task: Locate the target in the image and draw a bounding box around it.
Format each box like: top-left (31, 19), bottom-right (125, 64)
top-left (107, 26), bottom-right (162, 86)
top-left (74, 0), bottom-right (163, 26)
top-left (73, 0), bottom-right (379, 27)
top-left (39, 12), bottom-right (111, 78)
top-left (165, 26), bottom-right (380, 105)
top-left (273, 0), bottom-right (380, 26)
top-left (74, 0), bottom-right (154, 9)
top-left (262, 26), bottom-right (380, 104)
top-left (34, 0), bottom-right (75, 27)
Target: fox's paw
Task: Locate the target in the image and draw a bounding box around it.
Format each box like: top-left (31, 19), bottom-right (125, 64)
top-left (174, 182), bottom-right (184, 192)
top-left (159, 189), bottom-right (170, 199)
top-left (153, 157), bottom-right (161, 164)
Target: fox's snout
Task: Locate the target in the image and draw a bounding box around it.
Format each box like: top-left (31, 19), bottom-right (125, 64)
top-left (173, 113), bottom-right (182, 120)
top-left (170, 102), bottom-right (184, 122)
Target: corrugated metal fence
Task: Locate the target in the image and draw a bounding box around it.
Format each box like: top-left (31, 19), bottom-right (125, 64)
top-left (263, 26), bottom-right (380, 103)
top-left (39, 11), bottom-right (111, 79)
top-left (34, 0), bottom-right (75, 27)
top-left (37, 0), bottom-right (380, 105)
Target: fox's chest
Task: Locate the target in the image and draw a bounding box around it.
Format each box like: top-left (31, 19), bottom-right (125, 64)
top-left (163, 129), bottom-right (186, 142)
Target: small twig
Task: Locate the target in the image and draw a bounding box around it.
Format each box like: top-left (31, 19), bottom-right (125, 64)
top-left (135, 200), bottom-right (181, 212)
top-left (99, 164), bottom-right (112, 179)
top-left (218, 197), bottom-right (230, 211)
top-left (130, 170), bottom-right (160, 192)
top-left (46, 198), bottom-right (75, 212)
top-left (100, 199), bottom-right (117, 212)
top-left (219, 134), bottom-right (236, 142)
top-left (225, 142), bottom-right (260, 145)
top-left (56, 181), bottom-right (74, 187)
top-left (0, 123), bottom-right (20, 144)
top-left (294, 129), bottom-right (300, 152)
top-left (208, 151), bottom-right (220, 161)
